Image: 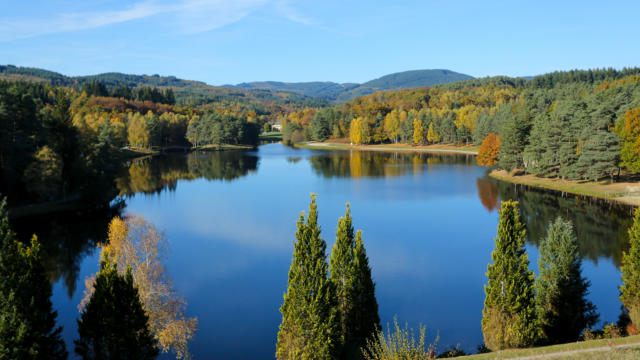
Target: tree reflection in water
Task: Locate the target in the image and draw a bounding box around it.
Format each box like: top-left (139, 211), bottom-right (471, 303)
top-left (476, 176), bottom-right (634, 267)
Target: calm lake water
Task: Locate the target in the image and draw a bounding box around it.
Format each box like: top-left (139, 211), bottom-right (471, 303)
top-left (10, 143), bottom-right (636, 359)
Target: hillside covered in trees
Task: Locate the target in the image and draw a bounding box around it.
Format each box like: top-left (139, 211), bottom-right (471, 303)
top-left (281, 68), bottom-right (640, 183)
top-left (0, 79), bottom-right (264, 208)
top-left (228, 69), bottom-right (474, 102)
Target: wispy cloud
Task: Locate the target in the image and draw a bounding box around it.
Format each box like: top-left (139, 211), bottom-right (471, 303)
top-left (0, 0), bottom-right (309, 41)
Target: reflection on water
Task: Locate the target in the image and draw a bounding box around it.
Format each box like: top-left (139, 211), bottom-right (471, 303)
top-left (8, 144), bottom-right (635, 358)
top-left (10, 201), bottom-right (124, 298)
top-left (310, 150), bottom-right (476, 178)
top-left (476, 177), bottom-right (634, 267)
top-left (116, 151), bottom-right (259, 196)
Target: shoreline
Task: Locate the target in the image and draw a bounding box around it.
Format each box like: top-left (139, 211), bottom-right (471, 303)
top-left (295, 141), bottom-right (479, 155)
top-left (490, 170), bottom-right (640, 208)
top-left (296, 141), bottom-right (640, 208)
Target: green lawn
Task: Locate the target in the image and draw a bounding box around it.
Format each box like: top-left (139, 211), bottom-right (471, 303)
top-left (456, 335), bottom-right (640, 359)
top-left (259, 131), bottom-right (282, 142)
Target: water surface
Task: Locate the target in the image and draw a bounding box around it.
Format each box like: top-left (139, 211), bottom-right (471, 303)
top-left (12, 143), bottom-right (634, 358)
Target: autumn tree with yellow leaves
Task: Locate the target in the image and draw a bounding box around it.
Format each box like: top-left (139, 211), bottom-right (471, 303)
top-left (82, 216), bottom-right (197, 359)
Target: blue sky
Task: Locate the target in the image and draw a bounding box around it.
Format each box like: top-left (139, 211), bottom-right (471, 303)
top-left (1, 0), bottom-right (639, 85)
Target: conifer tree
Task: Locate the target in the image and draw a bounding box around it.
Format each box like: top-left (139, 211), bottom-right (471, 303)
top-left (329, 205), bottom-right (380, 359)
top-left (276, 195), bottom-right (338, 360)
top-left (535, 217), bottom-right (598, 344)
top-left (0, 199), bottom-right (67, 360)
top-left (499, 116), bottom-right (527, 171)
top-left (330, 204), bottom-right (356, 358)
top-left (620, 208), bottom-right (640, 327)
top-left (574, 128), bottom-right (620, 182)
top-left (352, 230), bottom-right (380, 354)
top-left (482, 200), bottom-right (537, 350)
top-left (75, 257), bottom-right (158, 360)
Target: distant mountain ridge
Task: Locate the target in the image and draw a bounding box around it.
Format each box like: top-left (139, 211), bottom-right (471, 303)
top-left (0, 65), bottom-right (473, 104)
top-left (226, 69), bottom-right (474, 102)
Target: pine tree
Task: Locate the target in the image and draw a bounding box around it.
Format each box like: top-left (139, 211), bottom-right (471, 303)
top-left (75, 257), bottom-right (158, 360)
top-left (535, 217), bottom-right (598, 344)
top-left (329, 205), bottom-right (380, 359)
top-left (330, 204), bottom-right (356, 358)
top-left (574, 129), bottom-right (620, 182)
top-left (0, 199), bottom-right (67, 360)
top-left (482, 200), bottom-right (537, 350)
top-left (499, 115), bottom-right (527, 171)
top-left (276, 195), bottom-right (338, 360)
top-left (352, 230), bottom-right (380, 355)
top-left (620, 208), bottom-right (640, 327)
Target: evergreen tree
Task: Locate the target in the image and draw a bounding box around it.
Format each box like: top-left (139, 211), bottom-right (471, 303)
top-left (481, 200), bottom-right (537, 350)
top-left (0, 198), bottom-right (67, 360)
top-left (351, 230), bottom-right (380, 354)
top-left (535, 217), bottom-right (598, 344)
top-left (574, 128), bottom-right (620, 182)
top-left (620, 208), bottom-right (640, 327)
top-left (498, 115), bottom-right (526, 171)
top-left (75, 257), bottom-right (158, 360)
top-left (276, 195), bottom-right (338, 360)
top-left (330, 204), bottom-right (356, 358)
top-left (329, 204), bottom-right (380, 359)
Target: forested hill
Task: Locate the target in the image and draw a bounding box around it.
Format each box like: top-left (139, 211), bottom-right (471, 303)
top-left (227, 69), bottom-right (474, 102)
top-left (0, 65), bottom-right (327, 109)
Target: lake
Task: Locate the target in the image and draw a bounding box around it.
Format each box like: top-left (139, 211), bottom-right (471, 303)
top-left (10, 143), bottom-right (635, 359)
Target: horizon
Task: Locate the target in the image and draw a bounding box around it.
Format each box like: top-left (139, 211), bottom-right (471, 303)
top-left (2, 0), bottom-right (639, 85)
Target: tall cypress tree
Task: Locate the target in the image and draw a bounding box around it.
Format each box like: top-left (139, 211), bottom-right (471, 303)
top-left (276, 195), bottom-right (338, 360)
top-left (330, 204), bottom-right (356, 358)
top-left (0, 198), bottom-right (67, 360)
top-left (482, 200), bottom-right (537, 350)
top-left (329, 204), bottom-right (380, 359)
top-left (351, 230), bottom-right (380, 355)
top-left (535, 217), bottom-right (598, 344)
top-left (620, 208), bottom-right (640, 327)
top-left (75, 258), bottom-right (158, 360)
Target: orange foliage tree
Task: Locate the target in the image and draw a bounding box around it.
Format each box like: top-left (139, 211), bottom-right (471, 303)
top-left (477, 133), bottom-right (501, 167)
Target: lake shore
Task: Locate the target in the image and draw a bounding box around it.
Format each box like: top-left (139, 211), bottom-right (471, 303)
top-left (490, 169), bottom-right (640, 207)
top-left (296, 141), bottom-right (479, 155)
top-left (297, 141), bottom-right (640, 207)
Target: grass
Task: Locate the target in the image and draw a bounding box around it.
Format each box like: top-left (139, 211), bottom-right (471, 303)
top-left (455, 335), bottom-right (640, 359)
top-left (193, 144), bottom-right (256, 151)
top-left (296, 141), bottom-right (479, 155)
top-left (259, 131), bottom-right (282, 142)
top-left (489, 170), bottom-right (640, 207)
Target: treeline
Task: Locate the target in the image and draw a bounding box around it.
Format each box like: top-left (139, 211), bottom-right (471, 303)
top-left (186, 113), bottom-right (259, 148)
top-left (280, 68), bottom-right (640, 182)
top-left (0, 81), bottom-right (119, 205)
top-left (80, 80), bottom-right (176, 105)
top-left (0, 80), bottom-right (261, 206)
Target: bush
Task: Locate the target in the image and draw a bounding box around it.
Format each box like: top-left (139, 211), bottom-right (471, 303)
top-left (363, 317), bottom-right (438, 360)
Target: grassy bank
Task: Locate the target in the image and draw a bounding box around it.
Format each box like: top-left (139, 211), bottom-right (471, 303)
top-left (296, 141), bottom-right (479, 155)
top-left (490, 170), bottom-right (640, 207)
top-left (259, 131), bottom-right (282, 142)
top-left (455, 335), bottom-right (640, 359)
top-left (193, 144), bottom-right (256, 151)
